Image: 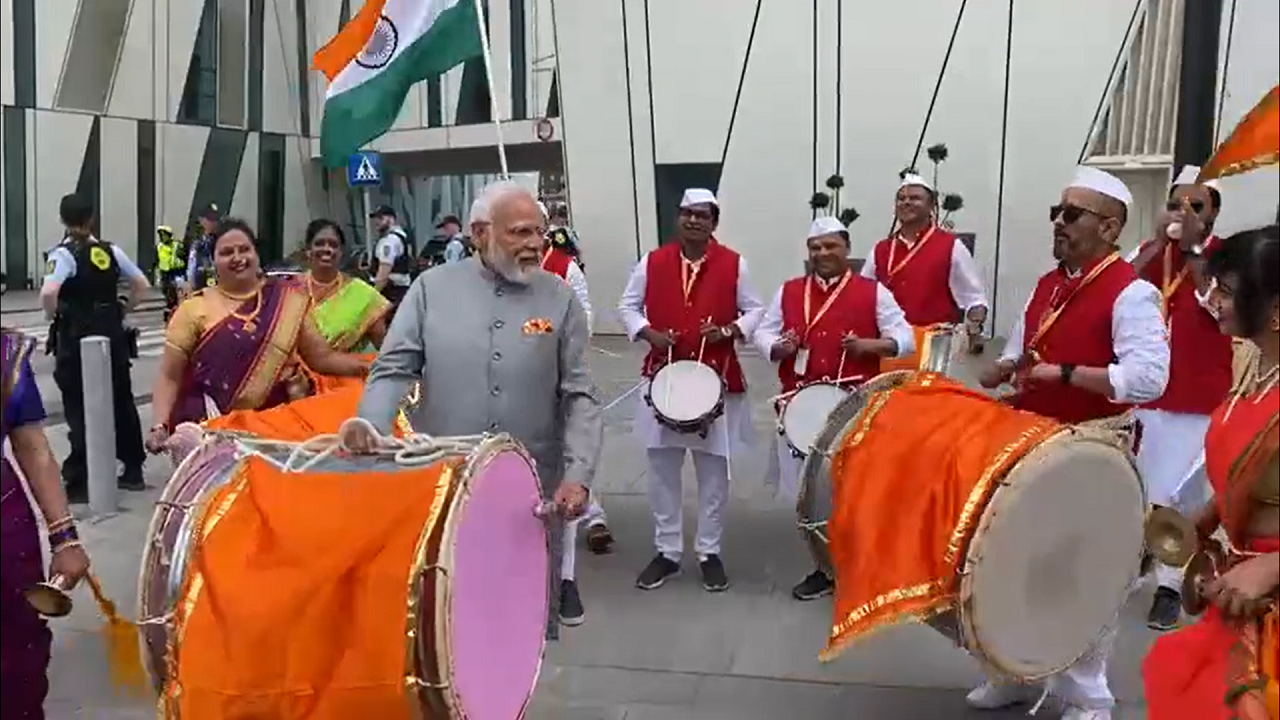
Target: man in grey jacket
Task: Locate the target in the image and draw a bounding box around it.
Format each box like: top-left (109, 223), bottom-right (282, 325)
top-left (349, 180), bottom-right (603, 636)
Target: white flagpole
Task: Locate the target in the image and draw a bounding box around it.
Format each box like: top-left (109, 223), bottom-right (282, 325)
top-left (472, 0), bottom-right (511, 179)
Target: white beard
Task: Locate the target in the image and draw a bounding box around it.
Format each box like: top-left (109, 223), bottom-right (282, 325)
top-left (485, 244), bottom-right (532, 285)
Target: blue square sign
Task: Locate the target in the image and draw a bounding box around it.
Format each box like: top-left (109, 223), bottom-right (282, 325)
top-left (347, 151), bottom-right (383, 187)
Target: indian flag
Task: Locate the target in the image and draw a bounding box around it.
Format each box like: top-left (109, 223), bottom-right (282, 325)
top-left (314, 0), bottom-right (484, 167)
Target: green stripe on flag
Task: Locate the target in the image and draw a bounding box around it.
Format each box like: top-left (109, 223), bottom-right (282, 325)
top-left (320, 2), bottom-right (484, 167)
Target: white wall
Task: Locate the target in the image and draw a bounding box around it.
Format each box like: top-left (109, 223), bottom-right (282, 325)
top-left (554, 1), bottom-right (1142, 336)
top-left (1212, 0), bottom-right (1280, 237)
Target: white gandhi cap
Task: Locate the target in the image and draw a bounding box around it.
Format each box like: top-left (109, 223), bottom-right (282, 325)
top-left (680, 188), bottom-right (719, 208)
top-left (807, 216), bottom-right (849, 240)
top-left (899, 173), bottom-right (934, 192)
top-left (1171, 164), bottom-right (1222, 192)
top-left (1068, 166), bottom-right (1133, 207)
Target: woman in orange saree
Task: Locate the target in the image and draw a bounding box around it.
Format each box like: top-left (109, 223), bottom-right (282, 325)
top-left (144, 218), bottom-right (370, 452)
top-left (1143, 224), bottom-right (1280, 720)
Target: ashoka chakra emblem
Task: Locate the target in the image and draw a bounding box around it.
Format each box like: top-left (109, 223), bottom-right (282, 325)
top-left (356, 15), bottom-right (398, 70)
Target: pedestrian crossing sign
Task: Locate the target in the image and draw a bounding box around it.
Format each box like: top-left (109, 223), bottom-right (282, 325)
top-left (347, 151), bottom-right (383, 187)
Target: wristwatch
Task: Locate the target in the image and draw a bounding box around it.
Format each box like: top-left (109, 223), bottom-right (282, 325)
top-left (719, 325), bottom-right (734, 340)
top-left (1181, 243), bottom-right (1205, 259)
top-left (1060, 363), bottom-right (1076, 385)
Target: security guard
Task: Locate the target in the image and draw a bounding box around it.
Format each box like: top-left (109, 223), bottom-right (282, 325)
top-left (546, 203), bottom-right (584, 270)
top-left (369, 204), bottom-right (412, 316)
top-left (154, 225), bottom-right (187, 321)
top-left (41, 193), bottom-right (150, 502)
top-left (186, 204), bottom-right (221, 291)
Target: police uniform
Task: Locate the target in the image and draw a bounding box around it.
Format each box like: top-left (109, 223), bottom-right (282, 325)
top-left (186, 233), bottom-right (217, 291)
top-left (45, 236), bottom-right (148, 497)
top-left (375, 225), bottom-right (412, 312)
top-left (155, 226), bottom-right (187, 319)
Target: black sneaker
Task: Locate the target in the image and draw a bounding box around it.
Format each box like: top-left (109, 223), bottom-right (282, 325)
top-left (635, 555), bottom-right (681, 590)
top-left (585, 523), bottom-right (615, 555)
top-left (699, 554), bottom-right (730, 592)
top-left (792, 570), bottom-right (834, 601)
top-left (559, 579), bottom-right (585, 626)
top-left (118, 466), bottom-right (147, 492)
top-left (1147, 586), bottom-right (1182, 631)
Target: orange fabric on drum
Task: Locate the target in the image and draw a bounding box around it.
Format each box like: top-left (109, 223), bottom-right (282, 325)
top-left (164, 455), bottom-right (455, 719)
top-left (205, 384), bottom-right (365, 439)
top-left (822, 374), bottom-right (1061, 661)
top-left (878, 326), bottom-right (929, 373)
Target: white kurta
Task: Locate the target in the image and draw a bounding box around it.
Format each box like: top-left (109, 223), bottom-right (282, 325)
top-left (616, 252), bottom-right (765, 460)
top-left (859, 234), bottom-right (990, 313)
top-left (999, 279), bottom-right (1171, 405)
top-left (752, 278), bottom-right (918, 501)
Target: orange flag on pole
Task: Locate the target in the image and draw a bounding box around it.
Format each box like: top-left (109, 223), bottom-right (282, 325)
top-left (312, 0), bottom-right (389, 82)
top-left (1198, 85), bottom-right (1280, 182)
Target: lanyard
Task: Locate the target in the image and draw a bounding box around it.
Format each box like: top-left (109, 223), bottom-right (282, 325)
top-left (540, 247), bottom-right (552, 270)
top-left (802, 271), bottom-right (852, 341)
top-left (1160, 244), bottom-right (1190, 321)
top-left (681, 256), bottom-right (705, 306)
top-left (1028, 252), bottom-right (1121, 350)
top-left (885, 226), bottom-right (938, 278)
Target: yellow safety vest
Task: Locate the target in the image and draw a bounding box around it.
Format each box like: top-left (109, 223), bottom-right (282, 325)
top-left (156, 240), bottom-right (185, 272)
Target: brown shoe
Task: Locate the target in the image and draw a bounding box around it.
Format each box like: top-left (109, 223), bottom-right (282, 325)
top-left (585, 524), bottom-right (615, 555)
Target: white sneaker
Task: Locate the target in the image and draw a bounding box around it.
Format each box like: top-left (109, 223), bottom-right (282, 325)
top-left (964, 681), bottom-right (1038, 710)
top-left (1062, 707), bottom-right (1111, 720)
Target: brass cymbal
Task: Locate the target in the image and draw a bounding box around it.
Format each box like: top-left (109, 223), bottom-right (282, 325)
top-left (24, 574), bottom-right (73, 618)
top-left (1144, 505), bottom-right (1200, 569)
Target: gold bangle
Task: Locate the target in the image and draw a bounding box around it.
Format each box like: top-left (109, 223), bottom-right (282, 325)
top-left (52, 539), bottom-right (83, 555)
top-left (46, 516), bottom-right (75, 533)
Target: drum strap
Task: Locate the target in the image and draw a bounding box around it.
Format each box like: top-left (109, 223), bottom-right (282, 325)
top-left (885, 226), bottom-right (937, 278)
top-left (803, 271), bottom-right (852, 340)
top-left (1028, 252), bottom-right (1121, 351)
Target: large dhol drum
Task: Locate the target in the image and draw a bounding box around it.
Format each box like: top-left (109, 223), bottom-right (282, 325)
top-left (139, 432), bottom-right (549, 719)
top-left (797, 371), bottom-right (913, 574)
top-left (818, 374), bottom-right (1146, 681)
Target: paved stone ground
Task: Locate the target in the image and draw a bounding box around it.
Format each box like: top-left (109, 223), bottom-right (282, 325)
top-left (31, 336), bottom-right (1156, 719)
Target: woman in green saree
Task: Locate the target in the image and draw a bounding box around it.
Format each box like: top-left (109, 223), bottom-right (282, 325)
top-left (302, 219), bottom-right (390, 352)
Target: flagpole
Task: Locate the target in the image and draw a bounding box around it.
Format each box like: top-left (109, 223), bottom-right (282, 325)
top-left (472, 0), bottom-right (511, 179)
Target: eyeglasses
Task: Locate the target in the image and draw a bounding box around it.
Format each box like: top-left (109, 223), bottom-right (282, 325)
top-left (1049, 204), bottom-right (1106, 224)
top-left (1166, 199), bottom-right (1206, 213)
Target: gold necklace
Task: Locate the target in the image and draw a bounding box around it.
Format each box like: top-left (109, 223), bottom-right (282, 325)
top-left (306, 272), bottom-right (341, 302)
top-left (1223, 362), bottom-right (1280, 422)
top-left (217, 284), bottom-right (264, 334)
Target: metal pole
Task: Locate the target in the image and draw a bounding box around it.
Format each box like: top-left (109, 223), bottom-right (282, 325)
top-left (1173, 0), bottom-right (1224, 171)
top-left (80, 336), bottom-right (118, 517)
top-left (362, 187), bottom-right (375, 268)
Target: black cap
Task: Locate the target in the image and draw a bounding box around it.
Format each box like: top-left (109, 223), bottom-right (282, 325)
top-left (369, 204), bottom-right (396, 219)
top-left (435, 214), bottom-right (461, 229)
top-left (198, 203), bottom-right (221, 222)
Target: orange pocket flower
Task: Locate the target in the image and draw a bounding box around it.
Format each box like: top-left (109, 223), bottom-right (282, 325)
top-left (522, 318), bottom-right (554, 335)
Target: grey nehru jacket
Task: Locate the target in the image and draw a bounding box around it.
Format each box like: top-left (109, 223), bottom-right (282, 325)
top-left (357, 257), bottom-right (603, 491)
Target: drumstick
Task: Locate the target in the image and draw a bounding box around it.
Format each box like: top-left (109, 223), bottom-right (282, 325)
top-left (836, 348), bottom-right (847, 384)
top-left (663, 346), bottom-right (674, 414)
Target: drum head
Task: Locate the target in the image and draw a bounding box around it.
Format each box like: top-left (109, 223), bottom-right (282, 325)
top-left (960, 433), bottom-right (1145, 679)
top-left (781, 384), bottom-right (851, 456)
top-left (797, 370), bottom-right (913, 572)
top-left (431, 441), bottom-right (548, 719)
top-left (650, 361), bottom-right (722, 422)
top-left (136, 436), bottom-right (246, 692)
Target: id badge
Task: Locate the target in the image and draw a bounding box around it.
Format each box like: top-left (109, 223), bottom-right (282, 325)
top-left (794, 347), bottom-right (810, 377)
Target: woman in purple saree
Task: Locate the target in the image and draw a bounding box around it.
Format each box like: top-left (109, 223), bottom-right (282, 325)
top-left (2, 328), bottom-right (92, 718)
top-left (145, 218), bottom-right (368, 452)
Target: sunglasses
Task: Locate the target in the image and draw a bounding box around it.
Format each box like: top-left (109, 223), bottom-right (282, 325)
top-left (1166, 199), bottom-right (1205, 213)
top-left (1049, 204), bottom-right (1107, 224)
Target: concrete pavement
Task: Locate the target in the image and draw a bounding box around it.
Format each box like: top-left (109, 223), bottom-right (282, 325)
top-left (34, 337), bottom-right (1154, 719)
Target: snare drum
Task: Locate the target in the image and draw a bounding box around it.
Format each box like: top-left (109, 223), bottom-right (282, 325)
top-left (819, 374), bottom-right (1146, 681)
top-left (797, 371), bottom-right (914, 574)
top-left (779, 383), bottom-right (851, 457)
top-left (646, 360), bottom-right (726, 436)
top-left (139, 433), bottom-right (549, 719)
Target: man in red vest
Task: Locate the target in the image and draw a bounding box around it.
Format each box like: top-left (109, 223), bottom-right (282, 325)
top-left (973, 166), bottom-right (1170, 719)
top-left (1124, 165), bottom-right (1233, 631)
top-left (617, 188), bottom-right (764, 593)
top-left (861, 173), bottom-right (989, 368)
top-left (754, 215), bottom-right (916, 601)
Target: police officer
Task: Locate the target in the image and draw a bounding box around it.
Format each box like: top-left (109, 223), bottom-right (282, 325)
top-left (40, 193), bottom-right (150, 502)
top-left (369, 205), bottom-right (412, 314)
top-left (546, 203), bottom-right (584, 269)
top-left (154, 225), bottom-right (187, 322)
top-left (186, 204), bottom-right (220, 291)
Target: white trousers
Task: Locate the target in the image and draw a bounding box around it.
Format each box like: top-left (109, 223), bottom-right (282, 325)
top-left (1134, 408), bottom-right (1212, 590)
top-left (646, 447), bottom-right (730, 563)
top-left (559, 498), bottom-right (609, 582)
